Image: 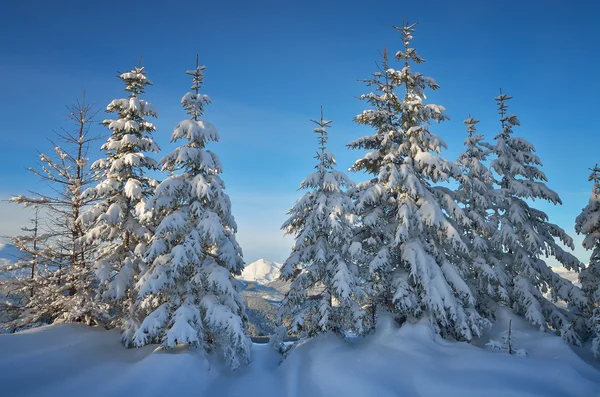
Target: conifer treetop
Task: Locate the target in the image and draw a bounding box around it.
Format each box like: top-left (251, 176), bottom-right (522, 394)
top-left (183, 54), bottom-right (210, 121)
top-left (464, 115), bottom-right (480, 137)
top-left (162, 57), bottom-right (221, 177)
top-left (311, 106), bottom-right (332, 157)
top-left (120, 58), bottom-right (153, 97)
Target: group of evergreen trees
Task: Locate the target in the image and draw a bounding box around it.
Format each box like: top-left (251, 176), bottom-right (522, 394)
top-left (280, 22), bottom-right (598, 359)
top-left (1, 59), bottom-right (250, 369)
top-left (1, 22), bottom-right (598, 368)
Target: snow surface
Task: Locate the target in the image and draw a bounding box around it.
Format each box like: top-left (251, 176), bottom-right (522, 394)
top-left (0, 243), bottom-right (21, 264)
top-left (239, 259), bottom-right (282, 284)
top-left (1, 309), bottom-right (599, 397)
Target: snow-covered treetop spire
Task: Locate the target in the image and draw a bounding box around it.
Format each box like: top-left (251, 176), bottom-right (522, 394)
top-left (395, 21), bottom-right (424, 68)
top-left (590, 164), bottom-right (600, 184)
top-left (298, 108), bottom-right (346, 189)
top-left (183, 54), bottom-right (210, 121)
top-left (311, 106), bottom-right (332, 162)
top-left (120, 57), bottom-right (153, 97)
top-left (458, 115), bottom-right (490, 182)
top-left (490, 89), bottom-right (559, 204)
top-left (464, 114), bottom-right (479, 137)
top-left (458, 114), bottom-right (489, 185)
top-left (161, 58), bottom-right (219, 177)
top-left (393, 20), bottom-right (439, 110)
top-left (495, 89), bottom-right (519, 140)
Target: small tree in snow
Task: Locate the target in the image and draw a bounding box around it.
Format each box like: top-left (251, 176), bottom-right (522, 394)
top-left (455, 116), bottom-right (502, 318)
top-left (348, 22), bottom-right (486, 340)
top-left (280, 108), bottom-right (364, 338)
top-left (486, 319), bottom-right (527, 356)
top-left (78, 63), bottom-right (160, 342)
top-left (575, 165), bottom-right (600, 358)
top-left (133, 59), bottom-right (250, 369)
top-left (488, 91), bottom-right (586, 341)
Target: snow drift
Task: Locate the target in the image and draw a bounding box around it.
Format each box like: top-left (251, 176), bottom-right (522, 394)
top-left (0, 309), bottom-right (599, 397)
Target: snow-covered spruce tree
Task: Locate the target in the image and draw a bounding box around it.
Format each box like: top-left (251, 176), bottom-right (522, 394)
top-left (1, 97), bottom-right (103, 328)
top-left (489, 91), bottom-right (586, 342)
top-left (454, 116), bottom-right (503, 318)
top-left (78, 64), bottom-right (160, 341)
top-left (132, 60), bottom-right (250, 369)
top-left (348, 23), bottom-right (486, 340)
top-left (575, 165), bottom-right (600, 357)
top-left (280, 109), bottom-right (364, 338)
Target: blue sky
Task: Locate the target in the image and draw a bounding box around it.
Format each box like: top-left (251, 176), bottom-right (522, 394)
top-left (0, 0), bottom-right (598, 264)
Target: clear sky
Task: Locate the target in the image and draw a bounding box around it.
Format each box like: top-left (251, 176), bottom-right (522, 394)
top-left (0, 0), bottom-right (598, 265)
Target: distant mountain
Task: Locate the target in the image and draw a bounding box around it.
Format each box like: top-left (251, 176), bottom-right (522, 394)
top-left (552, 266), bottom-right (580, 286)
top-left (239, 259), bottom-right (282, 284)
top-left (237, 259), bottom-right (287, 337)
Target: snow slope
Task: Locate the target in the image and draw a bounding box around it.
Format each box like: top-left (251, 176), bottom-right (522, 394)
top-left (239, 259), bottom-right (282, 284)
top-left (1, 309), bottom-right (599, 397)
top-left (0, 243), bottom-right (21, 267)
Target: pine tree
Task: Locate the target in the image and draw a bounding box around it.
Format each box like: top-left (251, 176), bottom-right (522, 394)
top-left (133, 58), bottom-right (250, 369)
top-left (455, 116), bottom-right (503, 317)
top-left (489, 91), bottom-right (586, 340)
top-left (1, 97), bottom-right (103, 328)
top-left (575, 165), bottom-right (600, 357)
top-left (348, 22), bottom-right (486, 340)
top-left (280, 108), bottom-right (364, 338)
top-left (78, 63), bottom-right (160, 342)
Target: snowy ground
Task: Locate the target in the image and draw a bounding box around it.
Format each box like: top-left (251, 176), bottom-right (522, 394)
top-left (1, 309), bottom-right (599, 397)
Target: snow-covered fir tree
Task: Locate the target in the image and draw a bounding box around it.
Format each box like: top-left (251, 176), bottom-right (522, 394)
top-left (1, 97), bottom-right (103, 329)
top-left (454, 116), bottom-right (500, 318)
top-left (133, 59), bottom-right (250, 369)
top-left (280, 109), bottom-right (364, 338)
top-left (488, 91), bottom-right (586, 341)
top-left (348, 22), bottom-right (486, 340)
top-left (78, 64), bottom-right (160, 341)
top-left (575, 165), bottom-right (600, 357)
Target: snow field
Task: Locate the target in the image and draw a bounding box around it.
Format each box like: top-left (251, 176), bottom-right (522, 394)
top-left (1, 310), bottom-right (599, 397)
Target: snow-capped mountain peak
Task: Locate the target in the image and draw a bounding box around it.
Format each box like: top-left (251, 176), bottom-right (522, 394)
top-left (239, 259), bottom-right (282, 284)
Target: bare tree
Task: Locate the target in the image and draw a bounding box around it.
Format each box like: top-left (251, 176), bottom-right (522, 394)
top-left (1, 93), bottom-right (106, 329)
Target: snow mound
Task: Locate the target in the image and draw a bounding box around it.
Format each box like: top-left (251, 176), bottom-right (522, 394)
top-left (0, 311), bottom-right (599, 397)
top-left (239, 259), bottom-right (282, 284)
